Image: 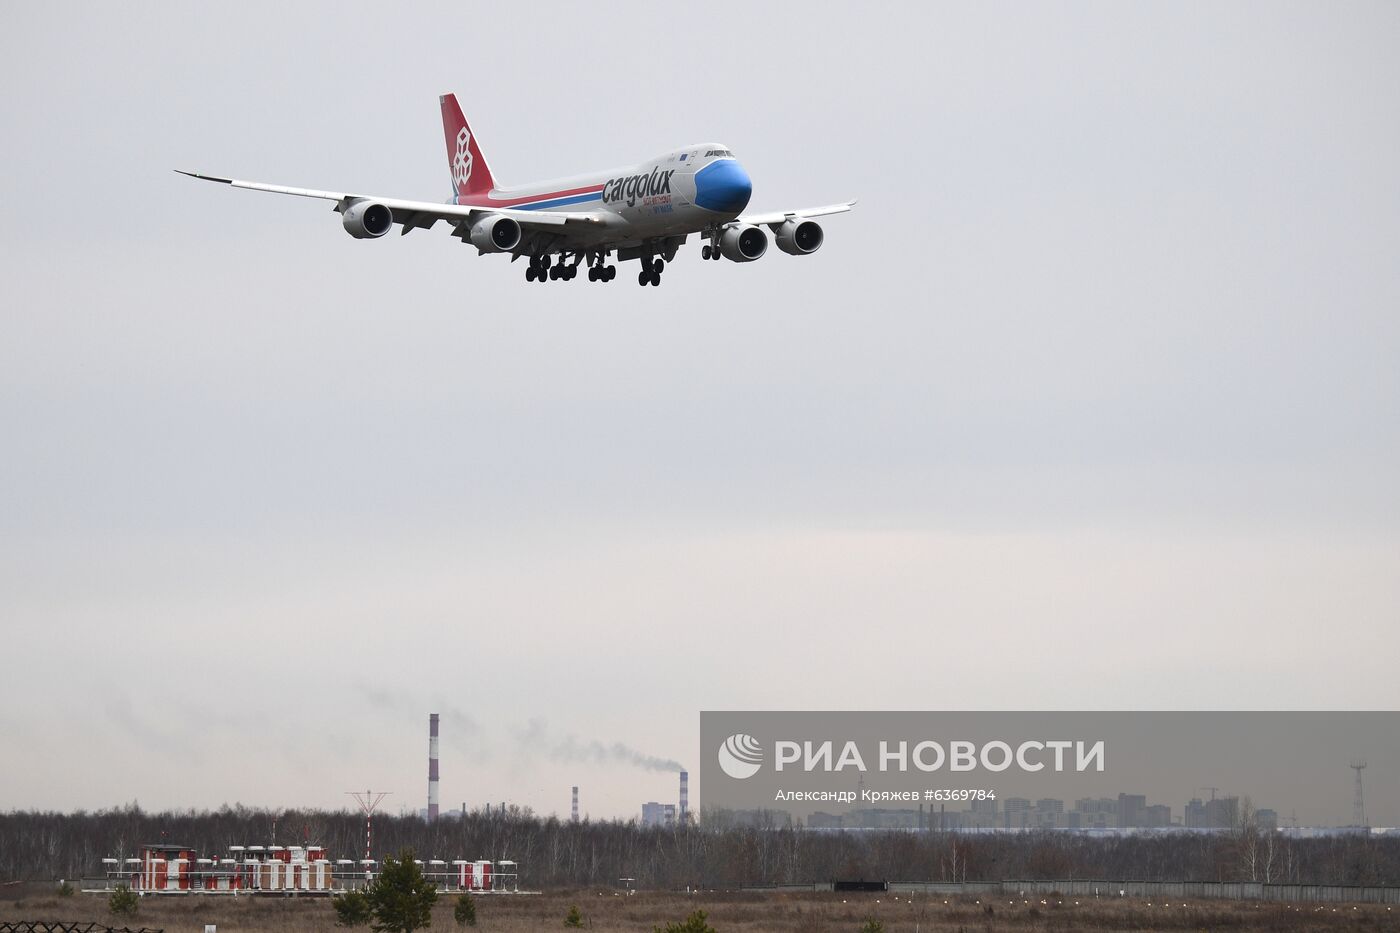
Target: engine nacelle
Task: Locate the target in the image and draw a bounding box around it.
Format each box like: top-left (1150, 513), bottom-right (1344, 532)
top-left (341, 200), bottom-right (394, 239)
top-left (469, 214), bottom-right (522, 253)
top-left (719, 224), bottom-right (768, 262)
top-left (775, 219), bottom-right (824, 256)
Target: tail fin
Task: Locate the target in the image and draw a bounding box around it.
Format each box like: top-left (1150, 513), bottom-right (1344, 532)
top-left (440, 93), bottom-right (497, 199)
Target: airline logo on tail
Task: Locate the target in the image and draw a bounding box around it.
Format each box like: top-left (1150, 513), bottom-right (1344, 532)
top-left (452, 128), bottom-right (473, 189)
top-left (440, 93), bottom-right (494, 199)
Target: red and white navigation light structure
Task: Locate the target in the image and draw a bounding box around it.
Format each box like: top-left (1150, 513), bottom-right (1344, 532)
top-left (428, 713), bottom-right (440, 821)
top-left (347, 790), bottom-right (390, 861)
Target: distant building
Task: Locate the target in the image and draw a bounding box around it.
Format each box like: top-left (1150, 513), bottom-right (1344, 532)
top-left (1004, 798), bottom-right (1032, 829)
top-left (849, 808), bottom-right (920, 829)
top-left (1071, 797), bottom-right (1119, 829)
top-left (1256, 809), bottom-right (1279, 832)
top-left (1144, 804), bottom-right (1172, 827)
top-left (1186, 796), bottom-right (1239, 828)
top-left (1206, 797), bottom-right (1240, 828)
top-left (641, 802), bottom-right (676, 828)
top-left (1076, 797), bottom-right (1118, 815)
top-left (1032, 799), bottom-right (1066, 829)
top-left (1118, 794), bottom-right (1148, 828)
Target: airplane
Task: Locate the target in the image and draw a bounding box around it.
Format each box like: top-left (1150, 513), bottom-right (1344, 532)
top-left (178, 93), bottom-right (855, 287)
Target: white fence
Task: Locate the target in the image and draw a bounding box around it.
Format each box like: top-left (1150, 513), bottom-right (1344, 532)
top-left (886, 879), bottom-right (1400, 904)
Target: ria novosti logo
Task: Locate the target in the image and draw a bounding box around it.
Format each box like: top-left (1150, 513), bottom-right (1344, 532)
top-left (713, 734), bottom-right (1106, 778)
top-left (717, 733), bottom-right (763, 779)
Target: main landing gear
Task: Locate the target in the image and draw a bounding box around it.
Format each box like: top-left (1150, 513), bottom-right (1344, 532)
top-left (524, 253), bottom-right (580, 283)
top-left (588, 258), bottom-right (617, 282)
top-left (524, 254), bottom-right (551, 283)
top-left (526, 253), bottom-right (617, 283)
top-left (637, 257), bottom-right (664, 287)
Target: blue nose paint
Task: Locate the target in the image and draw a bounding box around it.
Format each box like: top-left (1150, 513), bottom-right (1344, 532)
top-left (694, 159), bottom-right (752, 214)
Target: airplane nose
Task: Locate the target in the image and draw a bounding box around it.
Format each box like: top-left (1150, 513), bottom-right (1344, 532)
top-left (694, 159), bottom-right (752, 214)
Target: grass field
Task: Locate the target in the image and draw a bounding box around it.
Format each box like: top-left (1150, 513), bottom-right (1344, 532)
top-left (2, 885), bottom-right (1398, 932)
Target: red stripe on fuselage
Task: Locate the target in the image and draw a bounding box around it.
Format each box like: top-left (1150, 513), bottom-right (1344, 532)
top-left (459, 183), bottom-right (605, 208)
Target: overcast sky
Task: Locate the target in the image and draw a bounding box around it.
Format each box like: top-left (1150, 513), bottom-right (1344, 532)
top-left (1, 2), bottom-right (1397, 825)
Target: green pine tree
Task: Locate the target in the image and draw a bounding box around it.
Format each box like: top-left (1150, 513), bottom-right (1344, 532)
top-left (654, 909), bottom-right (717, 933)
top-left (364, 848), bottom-right (439, 933)
top-left (333, 888), bottom-right (372, 927)
top-left (108, 884), bottom-right (139, 916)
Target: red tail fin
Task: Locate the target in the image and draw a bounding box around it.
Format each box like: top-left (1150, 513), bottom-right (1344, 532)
top-left (440, 93), bottom-right (496, 199)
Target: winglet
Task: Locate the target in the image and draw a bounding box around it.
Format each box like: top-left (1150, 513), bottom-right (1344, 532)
top-left (175, 170), bottom-right (233, 184)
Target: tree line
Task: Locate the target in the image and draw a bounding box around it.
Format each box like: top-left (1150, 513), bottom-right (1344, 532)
top-left (0, 804), bottom-right (1395, 889)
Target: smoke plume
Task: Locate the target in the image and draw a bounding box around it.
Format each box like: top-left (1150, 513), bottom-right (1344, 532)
top-left (519, 718), bottom-right (684, 773)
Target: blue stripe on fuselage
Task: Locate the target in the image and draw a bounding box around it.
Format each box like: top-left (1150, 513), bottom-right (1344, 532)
top-left (510, 191), bottom-right (604, 211)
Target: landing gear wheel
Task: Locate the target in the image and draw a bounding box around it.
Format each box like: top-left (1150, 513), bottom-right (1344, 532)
top-left (701, 245), bottom-right (711, 260)
top-left (651, 272), bottom-right (662, 286)
top-left (652, 258), bottom-right (665, 274)
top-left (638, 270), bottom-right (649, 286)
top-left (606, 266), bottom-right (616, 281)
top-left (588, 267), bottom-right (598, 282)
top-left (526, 268), bottom-right (537, 282)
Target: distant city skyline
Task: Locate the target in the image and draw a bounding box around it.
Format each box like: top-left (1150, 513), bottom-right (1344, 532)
top-left (812, 791), bottom-right (1289, 832)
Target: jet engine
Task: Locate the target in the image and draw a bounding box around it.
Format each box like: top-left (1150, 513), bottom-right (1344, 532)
top-left (469, 214), bottom-right (523, 253)
top-left (341, 200), bottom-right (394, 239)
top-left (719, 223), bottom-right (768, 262)
top-left (775, 219), bottom-right (824, 255)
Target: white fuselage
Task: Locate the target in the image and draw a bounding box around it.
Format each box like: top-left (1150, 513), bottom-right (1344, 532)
top-left (454, 144), bottom-right (752, 247)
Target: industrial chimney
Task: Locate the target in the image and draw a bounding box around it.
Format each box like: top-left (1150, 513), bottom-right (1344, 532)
top-left (427, 713), bottom-right (440, 821)
top-left (679, 771), bottom-right (689, 824)
top-left (571, 786), bottom-right (579, 822)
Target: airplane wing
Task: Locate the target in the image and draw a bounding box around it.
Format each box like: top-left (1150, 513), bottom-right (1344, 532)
top-left (175, 170), bottom-right (609, 234)
top-left (738, 200), bottom-right (858, 228)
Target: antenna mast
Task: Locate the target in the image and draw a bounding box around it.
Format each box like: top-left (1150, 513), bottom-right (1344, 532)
top-left (348, 790), bottom-right (391, 861)
top-left (1349, 760), bottom-right (1367, 827)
